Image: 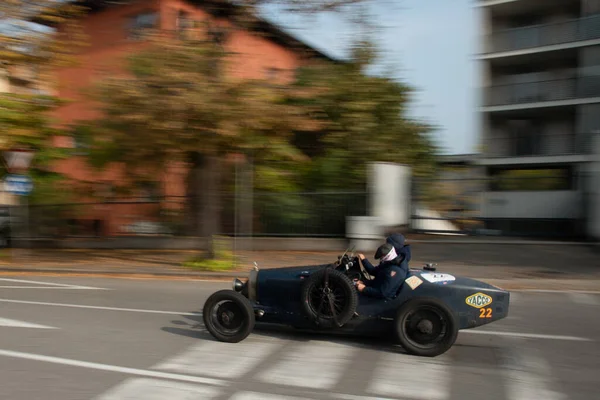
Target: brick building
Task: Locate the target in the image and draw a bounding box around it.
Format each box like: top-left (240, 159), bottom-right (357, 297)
top-left (45, 0), bottom-right (334, 236)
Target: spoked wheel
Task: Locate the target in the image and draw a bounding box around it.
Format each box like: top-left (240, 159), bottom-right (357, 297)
top-left (394, 298), bottom-right (458, 357)
top-left (300, 268), bottom-right (357, 329)
top-left (203, 290), bottom-right (255, 343)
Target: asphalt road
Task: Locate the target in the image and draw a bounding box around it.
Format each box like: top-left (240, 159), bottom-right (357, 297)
top-left (0, 275), bottom-right (599, 400)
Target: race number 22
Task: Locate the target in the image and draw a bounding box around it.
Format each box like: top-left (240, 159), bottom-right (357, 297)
top-left (479, 308), bottom-right (492, 318)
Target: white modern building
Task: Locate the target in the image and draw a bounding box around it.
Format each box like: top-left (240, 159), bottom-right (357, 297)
top-left (475, 0), bottom-right (600, 239)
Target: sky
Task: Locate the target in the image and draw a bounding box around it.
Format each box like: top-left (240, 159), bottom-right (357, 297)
top-left (261, 0), bottom-right (480, 156)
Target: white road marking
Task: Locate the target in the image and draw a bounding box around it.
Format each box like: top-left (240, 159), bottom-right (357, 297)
top-left (0, 317), bottom-right (58, 329)
top-left (334, 395), bottom-right (398, 400)
top-left (500, 346), bottom-right (566, 400)
top-left (513, 289), bottom-right (600, 294)
top-left (256, 340), bottom-right (359, 390)
top-left (0, 286), bottom-right (109, 289)
top-left (367, 352), bottom-right (450, 400)
top-left (0, 299), bottom-right (200, 316)
top-left (94, 378), bottom-right (222, 400)
top-left (154, 339), bottom-right (281, 379)
top-left (462, 330), bottom-right (593, 341)
top-left (229, 392), bottom-right (312, 400)
top-left (567, 293), bottom-right (599, 306)
top-left (0, 278), bottom-right (109, 290)
top-left (0, 349), bottom-right (226, 386)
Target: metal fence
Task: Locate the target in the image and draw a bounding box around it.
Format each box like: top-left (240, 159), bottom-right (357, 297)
top-left (2, 173), bottom-right (592, 241)
top-left (484, 76), bottom-right (600, 107)
top-left (8, 191), bottom-right (369, 239)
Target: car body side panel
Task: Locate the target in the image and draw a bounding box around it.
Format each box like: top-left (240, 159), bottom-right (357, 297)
top-left (250, 265), bottom-right (510, 332)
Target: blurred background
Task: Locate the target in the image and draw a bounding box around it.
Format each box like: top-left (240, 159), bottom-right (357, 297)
top-left (1, 0), bottom-right (600, 252)
top-left (1, 3), bottom-right (600, 399)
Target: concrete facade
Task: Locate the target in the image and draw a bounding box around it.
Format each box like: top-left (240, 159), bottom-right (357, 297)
top-left (475, 0), bottom-right (600, 238)
top-left (588, 132), bottom-right (600, 240)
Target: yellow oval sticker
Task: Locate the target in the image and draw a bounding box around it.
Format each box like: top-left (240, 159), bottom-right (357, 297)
top-left (465, 292), bottom-right (493, 309)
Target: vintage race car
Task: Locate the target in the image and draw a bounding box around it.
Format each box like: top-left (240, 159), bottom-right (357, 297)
top-left (202, 245), bottom-right (510, 357)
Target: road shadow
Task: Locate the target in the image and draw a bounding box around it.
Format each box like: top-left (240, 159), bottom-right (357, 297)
top-left (161, 310), bottom-right (417, 357)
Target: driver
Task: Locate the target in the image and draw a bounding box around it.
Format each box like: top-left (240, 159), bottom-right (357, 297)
top-left (355, 241), bottom-right (409, 300)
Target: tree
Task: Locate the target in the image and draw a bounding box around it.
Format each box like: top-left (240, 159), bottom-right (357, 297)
top-left (84, 30), bottom-right (314, 256)
top-left (289, 39), bottom-right (440, 192)
top-left (1, 1), bottom-right (86, 207)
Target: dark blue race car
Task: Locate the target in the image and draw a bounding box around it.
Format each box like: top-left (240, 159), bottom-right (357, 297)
top-left (203, 237), bottom-right (511, 357)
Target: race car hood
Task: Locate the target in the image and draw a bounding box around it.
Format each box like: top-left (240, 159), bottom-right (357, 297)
top-left (407, 269), bottom-right (503, 291)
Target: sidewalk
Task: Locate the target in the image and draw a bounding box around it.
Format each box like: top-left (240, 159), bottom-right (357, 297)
top-left (1, 243), bottom-right (599, 291)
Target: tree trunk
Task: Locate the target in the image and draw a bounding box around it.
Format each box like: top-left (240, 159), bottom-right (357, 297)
top-left (185, 152), bottom-right (203, 237)
top-left (201, 155), bottom-right (222, 259)
top-left (185, 152), bottom-right (222, 259)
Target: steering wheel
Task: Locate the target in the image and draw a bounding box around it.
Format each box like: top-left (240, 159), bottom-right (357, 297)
top-left (357, 257), bottom-right (374, 281)
top-left (337, 253), bottom-right (371, 282)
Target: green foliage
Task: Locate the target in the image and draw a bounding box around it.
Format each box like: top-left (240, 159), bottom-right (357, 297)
top-left (84, 33), bottom-right (310, 179)
top-left (288, 40), bottom-right (439, 192)
top-left (1, 0), bottom-right (86, 205)
top-left (182, 236), bottom-right (237, 271)
top-left (0, 94), bottom-right (76, 204)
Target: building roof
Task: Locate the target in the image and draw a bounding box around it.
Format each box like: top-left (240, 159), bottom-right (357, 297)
top-left (68, 0), bottom-right (342, 63)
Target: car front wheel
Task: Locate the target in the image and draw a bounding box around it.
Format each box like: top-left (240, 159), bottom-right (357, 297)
top-left (394, 297), bottom-right (458, 357)
top-left (203, 290), bottom-right (255, 343)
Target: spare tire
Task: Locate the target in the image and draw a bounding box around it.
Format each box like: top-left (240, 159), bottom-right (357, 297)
top-left (300, 268), bottom-right (358, 329)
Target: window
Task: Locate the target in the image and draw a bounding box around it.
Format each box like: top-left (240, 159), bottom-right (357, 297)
top-left (582, 0), bottom-right (600, 15)
top-left (264, 67), bottom-right (285, 81)
top-left (489, 167), bottom-right (573, 191)
top-left (137, 181), bottom-right (160, 202)
top-left (128, 12), bottom-right (158, 40)
top-left (176, 10), bottom-right (193, 37)
top-left (507, 119), bottom-right (542, 156)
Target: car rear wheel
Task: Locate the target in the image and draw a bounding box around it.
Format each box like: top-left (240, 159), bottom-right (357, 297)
top-left (394, 297), bottom-right (458, 357)
top-left (203, 290), bottom-right (255, 343)
top-left (300, 268), bottom-right (358, 329)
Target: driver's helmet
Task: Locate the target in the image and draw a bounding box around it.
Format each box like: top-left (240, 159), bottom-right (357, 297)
top-left (386, 233), bottom-right (405, 253)
top-left (374, 243), bottom-right (395, 261)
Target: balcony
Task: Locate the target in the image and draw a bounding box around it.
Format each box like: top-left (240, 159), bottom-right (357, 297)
top-left (484, 14), bottom-right (600, 55)
top-left (479, 132), bottom-right (597, 165)
top-left (484, 76), bottom-right (600, 108)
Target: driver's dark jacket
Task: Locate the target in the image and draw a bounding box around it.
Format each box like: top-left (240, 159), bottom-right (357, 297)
top-left (360, 245), bottom-right (411, 300)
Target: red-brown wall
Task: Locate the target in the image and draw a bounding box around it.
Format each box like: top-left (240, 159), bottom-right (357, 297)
top-left (51, 0), bottom-right (306, 235)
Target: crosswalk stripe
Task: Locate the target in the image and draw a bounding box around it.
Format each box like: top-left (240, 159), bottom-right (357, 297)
top-left (365, 352), bottom-right (451, 400)
top-left (229, 391), bottom-right (312, 400)
top-left (567, 293), bottom-right (599, 306)
top-left (93, 378), bottom-right (222, 400)
top-left (153, 339), bottom-right (281, 379)
top-left (500, 346), bottom-right (566, 400)
top-left (255, 340), bottom-right (359, 390)
top-left (91, 336), bottom-right (574, 400)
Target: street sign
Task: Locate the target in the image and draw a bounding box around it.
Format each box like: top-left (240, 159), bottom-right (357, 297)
top-left (3, 149), bottom-right (34, 173)
top-left (4, 174), bottom-right (33, 196)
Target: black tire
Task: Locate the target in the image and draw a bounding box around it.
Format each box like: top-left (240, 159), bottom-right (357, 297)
top-left (203, 290), bottom-right (255, 343)
top-left (394, 297), bottom-right (458, 357)
top-left (300, 267), bottom-right (358, 329)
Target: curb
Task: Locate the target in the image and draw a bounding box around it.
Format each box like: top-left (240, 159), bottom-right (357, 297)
top-left (0, 267), bottom-right (235, 278)
top-left (1, 268), bottom-right (600, 291)
top-left (408, 239), bottom-right (596, 245)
